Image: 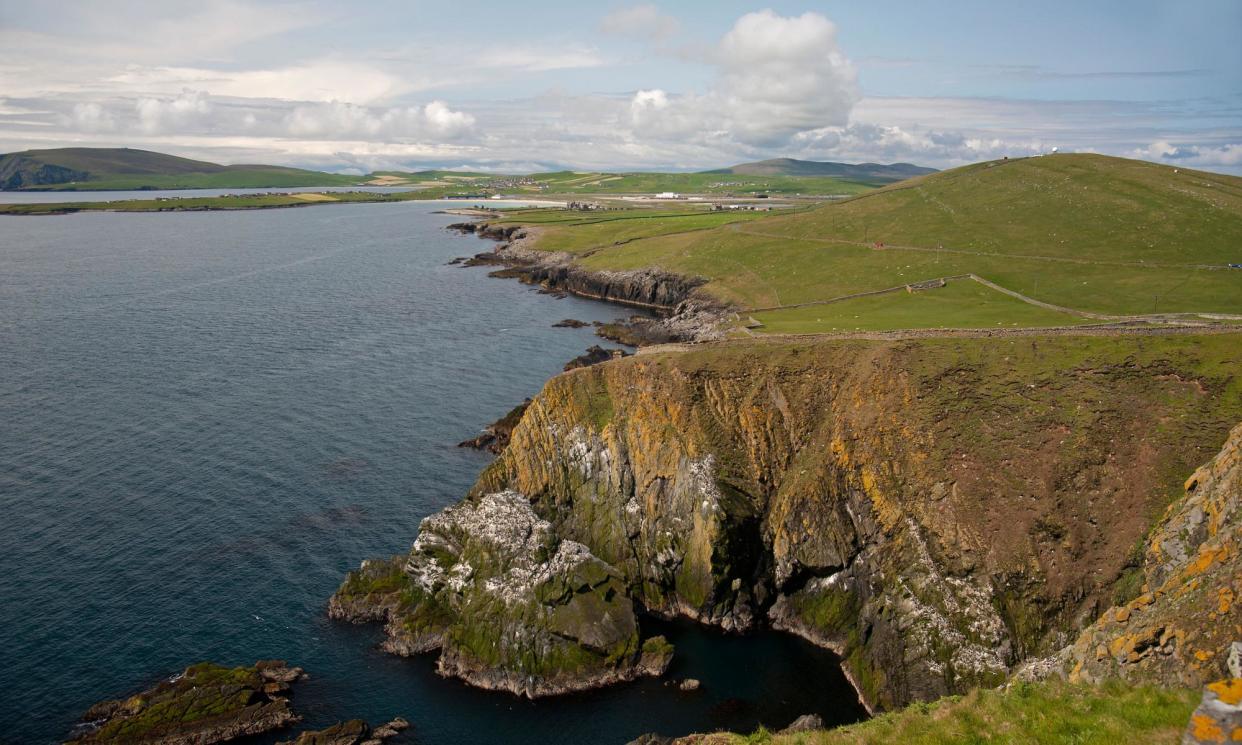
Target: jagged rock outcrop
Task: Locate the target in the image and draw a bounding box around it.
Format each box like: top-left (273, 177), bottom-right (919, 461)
top-left (329, 491), bottom-right (673, 697)
top-left (0, 156), bottom-right (89, 190)
top-left (466, 335), bottom-right (1241, 709)
top-left (67, 661), bottom-right (304, 744)
top-left (1062, 421), bottom-right (1242, 687)
top-left (564, 345), bottom-right (630, 371)
top-left (277, 717), bottom-right (408, 745)
top-left (449, 221), bottom-right (731, 341)
top-left (457, 399), bottom-right (531, 454)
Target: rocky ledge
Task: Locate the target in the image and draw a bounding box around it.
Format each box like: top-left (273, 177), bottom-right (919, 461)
top-left (277, 717), bottom-right (409, 745)
top-left (329, 490), bottom-right (673, 697)
top-left (457, 399), bottom-right (531, 454)
top-left (448, 220), bottom-right (732, 342)
top-left (67, 660), bottom-right (305, 744)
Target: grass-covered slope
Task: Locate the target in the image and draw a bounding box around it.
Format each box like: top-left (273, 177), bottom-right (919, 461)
top-left (704, 157), bottom-right (936, 183)
top-left (0, 147), bottom-right (359, 190)
top-left (499, 154), bottom-right (1242, 329)
top-left (675, 680), bottom-right (1197, 745)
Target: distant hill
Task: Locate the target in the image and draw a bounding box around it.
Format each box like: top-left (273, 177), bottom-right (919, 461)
top-left (705, 157), bottom-right (936, 183)
top-left (0, 147), bottom-right (358, 190)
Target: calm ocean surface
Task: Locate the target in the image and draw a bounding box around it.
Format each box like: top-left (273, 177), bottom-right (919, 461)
top-left (0, 186), bottom-right (418, 203)
top-left (0, 201), bottom-right (864, 744)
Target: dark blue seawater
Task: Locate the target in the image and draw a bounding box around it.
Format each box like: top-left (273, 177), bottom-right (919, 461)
top-left (0, 186), bottom-right (419, 203)
top-left (0, 202), bottom-right (865, 744)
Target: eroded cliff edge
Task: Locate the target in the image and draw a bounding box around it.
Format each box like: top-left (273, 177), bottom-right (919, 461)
top-left (334, 333), bottom-right (1241, 710)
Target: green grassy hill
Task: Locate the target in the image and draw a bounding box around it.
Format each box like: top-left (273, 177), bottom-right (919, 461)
top-left (0, 147), bottom-right (360, 190)
top-left (494, 154), bottom-right (1242, 331)
top-left (704, 157), bottom-right (936, 183)
top-left (682, 680), bottom-right (1197, 745)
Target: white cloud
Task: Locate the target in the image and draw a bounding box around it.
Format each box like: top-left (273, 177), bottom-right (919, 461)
top-left (629, 11), bottom-right (859, 147)
top-left (135, 89), bottom-right (212, 134)
top-left (109, 60), bottom-right (405, 105)
top-left (422, 101), bottom-right (476, 136)
top-left (283, 100), bottom-right (475, 140)
top-left (601, 4), bottom-right (680, 40)
top-left (69, 102), bottom-right (115, 132)
top-left (1134, 140), bottom-right (1242, 167)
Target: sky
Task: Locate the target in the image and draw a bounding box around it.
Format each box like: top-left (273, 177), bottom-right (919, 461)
top-left (1, 1), bottom-right (1240, 174)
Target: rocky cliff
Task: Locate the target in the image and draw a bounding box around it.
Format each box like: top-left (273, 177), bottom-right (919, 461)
top-left (329, 491), bottom-right (672, 697)
top-left (448, 223), bottom-right (731, 341)
top-left (335, 333), bottom-right (1241, 710)
top-left (1061, 419), bottom-right (1242, 687)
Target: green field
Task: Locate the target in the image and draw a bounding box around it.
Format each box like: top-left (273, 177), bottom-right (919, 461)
top-left (368, 169), bottom-right (878, 197)
top-left (750, 279), bottom-right (1090, 333)
top-left (495, 207), bottom-right (797, 254)
top-left (716, 680), bottom-right (1198, 745)
top-left (496, 154), bottom-right (1242, 332)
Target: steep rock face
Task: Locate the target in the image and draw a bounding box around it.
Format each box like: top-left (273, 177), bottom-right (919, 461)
top-left (1064, 421), bottom-right (1242, 687)
top-left (330, 491), bottom-right (672, 697)
top-left (0, 156), bottom-right (89, 189)
top-left (470, 335), bottom-right (1241, 709)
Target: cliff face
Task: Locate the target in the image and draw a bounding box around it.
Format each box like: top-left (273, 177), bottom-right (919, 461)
top-left (467, 336), bottom-right (1240, 709)
top-left (1064, 420), bottom-right (1242, 687)
top-left (332, 333), bottom-right (1240, 709)
top-left (329, 491), bottom-right (672, 697)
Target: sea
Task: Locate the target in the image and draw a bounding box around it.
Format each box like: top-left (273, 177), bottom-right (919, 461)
top-left (0, 194), bottom-right (865, 744)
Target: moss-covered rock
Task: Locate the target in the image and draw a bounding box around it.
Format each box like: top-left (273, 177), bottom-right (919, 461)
top-left (330, 491), bottom-right (669, 696)
top-left (67, 661), bottom-right (304, 744)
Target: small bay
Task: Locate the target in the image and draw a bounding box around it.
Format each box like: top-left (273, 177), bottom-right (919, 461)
top-left (0, 202), bottom-right (864, 743)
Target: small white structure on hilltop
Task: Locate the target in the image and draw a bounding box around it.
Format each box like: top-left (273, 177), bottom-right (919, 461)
top-left (655, 192), bottom-right (681, 199)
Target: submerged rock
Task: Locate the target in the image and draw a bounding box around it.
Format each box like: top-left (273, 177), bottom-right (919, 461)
top-left (330, 491), bottom-right (671, 697)
top-left (552, 319), bottom-right (589, 329)
top-left (67, 660), bottom-right (304, 744)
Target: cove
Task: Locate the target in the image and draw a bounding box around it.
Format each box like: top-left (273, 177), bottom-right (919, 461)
top-left (0, 201), bottom-right (865, 743)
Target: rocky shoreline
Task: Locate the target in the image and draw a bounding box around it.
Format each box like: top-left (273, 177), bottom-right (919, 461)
top-left (446, 221), bottom-right (732, 343)
top-left (319, 213), bottom-right (1242, 725)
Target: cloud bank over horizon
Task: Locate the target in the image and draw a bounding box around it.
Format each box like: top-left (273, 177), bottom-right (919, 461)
top-left (0, 1), bottom-right (1238, 174)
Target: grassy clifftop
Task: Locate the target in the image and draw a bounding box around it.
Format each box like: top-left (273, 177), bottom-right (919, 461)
top-left (496, 154), bottom-right (1242, 331)
top-left (668, 679), bottom-right (1197, 744)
